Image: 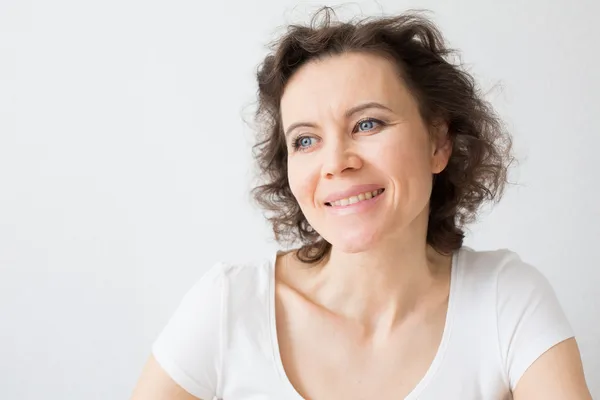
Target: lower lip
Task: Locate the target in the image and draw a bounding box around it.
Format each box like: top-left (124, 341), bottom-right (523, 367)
top-left (325, 191), bottom-right (385, 215)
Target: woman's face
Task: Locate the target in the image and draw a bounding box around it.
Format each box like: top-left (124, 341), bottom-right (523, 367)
top-left (280, 52), bottom-right (451, 253)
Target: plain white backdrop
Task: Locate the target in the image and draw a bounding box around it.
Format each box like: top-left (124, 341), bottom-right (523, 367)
top-left (1, 0), bottom-right (598, 398)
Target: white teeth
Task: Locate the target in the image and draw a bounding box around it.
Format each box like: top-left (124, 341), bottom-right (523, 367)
top-left (328, 189), bottom-right (383, 207)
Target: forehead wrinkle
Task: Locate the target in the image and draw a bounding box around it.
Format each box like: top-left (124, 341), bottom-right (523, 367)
top-left (281, 53), bottom-right (411, 130)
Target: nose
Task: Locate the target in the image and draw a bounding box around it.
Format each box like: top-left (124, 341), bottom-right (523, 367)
top-left (321, 139), bottom-right (363, 179)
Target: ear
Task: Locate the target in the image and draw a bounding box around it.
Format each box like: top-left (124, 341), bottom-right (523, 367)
top-left (430, 121), bottom-right (452, 174)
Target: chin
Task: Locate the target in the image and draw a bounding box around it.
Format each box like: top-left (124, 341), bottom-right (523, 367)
top-left (325, 228), bottom-right (382, 254)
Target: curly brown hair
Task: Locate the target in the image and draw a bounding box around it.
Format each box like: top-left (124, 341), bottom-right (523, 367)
top-left (251, 7), bottom-right (514, 263)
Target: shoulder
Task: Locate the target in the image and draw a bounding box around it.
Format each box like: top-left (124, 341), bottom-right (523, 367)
top-left (457, 246), bottom-right (553, 294)
top-left (458, 245), bottom-right (525, 272)
top-left (201, 253), bottom-right (276, 294)
top-left (457, 246), bottom-right (570, 333)
top-left (154, 252), bottom-right (275, 328)
top-left (187, 252), bottom-right (275, 287)
top-left (169, 254), bottom-right (275, 319)
top-left (457, 246), bottom-right (574, 390)
top-left (454, 246), bottom-right (561, 333)
top-left (151, 253), bottom-right (276, 398)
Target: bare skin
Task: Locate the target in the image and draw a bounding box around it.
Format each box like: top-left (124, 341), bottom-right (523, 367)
top-left (274, 245), bottom-right (453, 399)
top-left (274, 51), bottom-right (456, 398)
top-left (130, 355), bottom-right (197, 400)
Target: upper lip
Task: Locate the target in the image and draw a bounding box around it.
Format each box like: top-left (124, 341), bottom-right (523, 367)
top-left (323, 184), bottom-right (385, 204)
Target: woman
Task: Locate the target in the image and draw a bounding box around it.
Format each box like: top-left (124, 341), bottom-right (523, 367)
top-left (131, 8), bottom-right (592, 400)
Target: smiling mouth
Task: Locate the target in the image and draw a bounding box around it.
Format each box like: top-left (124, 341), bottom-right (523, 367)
top-left (325, 188), bottom-right (385, 207)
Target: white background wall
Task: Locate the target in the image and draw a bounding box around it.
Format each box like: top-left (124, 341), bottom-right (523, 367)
top-left (1, 0), bottom-right (598, 398)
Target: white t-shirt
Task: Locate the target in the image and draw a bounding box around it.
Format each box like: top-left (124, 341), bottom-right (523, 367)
top-left (152, 246), bottom-right (574, 400)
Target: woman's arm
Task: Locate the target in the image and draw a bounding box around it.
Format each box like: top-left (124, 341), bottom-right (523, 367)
top-left (513, 338), bottom-right (592, 400)
top-left (136, 262), bottom-right (227, 399)
top-left (130, 355), bottom-right (202, 400)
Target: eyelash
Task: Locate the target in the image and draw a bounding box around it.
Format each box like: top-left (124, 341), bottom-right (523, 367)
top-left (291, 117), bottom-right (386, 152)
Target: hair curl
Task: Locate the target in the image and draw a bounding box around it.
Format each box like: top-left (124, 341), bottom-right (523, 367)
top-left (251, 7), bottom-right (514, 263)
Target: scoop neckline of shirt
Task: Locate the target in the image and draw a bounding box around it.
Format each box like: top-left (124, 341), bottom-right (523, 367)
top-left (266, 247), bottom-right (463, 399)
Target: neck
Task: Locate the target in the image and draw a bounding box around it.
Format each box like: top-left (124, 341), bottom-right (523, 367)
top-left (305, 211), bottom-right (453, 333)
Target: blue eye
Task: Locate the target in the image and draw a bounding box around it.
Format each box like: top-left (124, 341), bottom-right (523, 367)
top-left (292, 136), bottom-right (317, 152)
top-left (356, 118), bottom-right (382, 132)
top-left (359, 120), bottom-right (375, 131)
top-left (299, 137), bottom-right (313, 147)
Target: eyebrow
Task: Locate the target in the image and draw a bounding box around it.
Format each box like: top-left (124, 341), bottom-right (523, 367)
top-left (283, 101), bottom-right (394, 138)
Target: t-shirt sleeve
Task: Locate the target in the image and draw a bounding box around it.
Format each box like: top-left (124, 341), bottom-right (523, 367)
top-left (496, 253), bottom-right (575, 390)
top-left (151, 262), bottom-right (226, 399)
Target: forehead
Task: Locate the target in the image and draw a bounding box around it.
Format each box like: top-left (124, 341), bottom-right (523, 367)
top-left (280, 52), bottom-right (413, 125)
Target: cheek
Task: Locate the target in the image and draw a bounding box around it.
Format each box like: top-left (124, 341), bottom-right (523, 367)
top-left (374, 132), bottom-right (434, 207)
top-left (287, 160), bottom-right (319, 206)
top-left (377, 135), bottom-right (431, 177)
